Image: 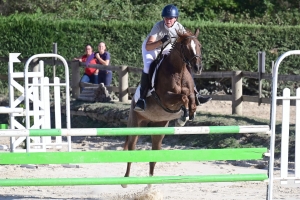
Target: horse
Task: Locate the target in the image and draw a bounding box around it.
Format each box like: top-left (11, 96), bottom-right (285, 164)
top-left (122, 29), bottom-right (203, 188)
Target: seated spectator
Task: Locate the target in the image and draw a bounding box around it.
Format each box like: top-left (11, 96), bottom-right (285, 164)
top-left (74, 44), bottom-right (99, 86)
top-left (95, 42), bottom-right (112, 86)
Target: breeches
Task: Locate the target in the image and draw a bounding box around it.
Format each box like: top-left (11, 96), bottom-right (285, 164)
top-left (142, 40), bottom-right (170, 74)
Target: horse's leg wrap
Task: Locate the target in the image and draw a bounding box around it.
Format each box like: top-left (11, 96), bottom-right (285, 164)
top-left (134, 72), bottom-right (149, 111)
top-left (180, 106), bottom-right (189, 122)
top-left (176, 107), bottom-right (189, 127)
top-left (189, 111), bottom-right (196, 121)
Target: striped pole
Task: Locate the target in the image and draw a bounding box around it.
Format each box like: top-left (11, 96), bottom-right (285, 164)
top-left (0, 125), bottom-right (270, 137)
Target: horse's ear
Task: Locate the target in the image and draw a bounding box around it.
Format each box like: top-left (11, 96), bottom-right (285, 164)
top-left (194, 29), bottom-right (200, 38)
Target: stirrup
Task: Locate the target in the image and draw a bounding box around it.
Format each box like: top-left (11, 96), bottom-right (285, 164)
top-left (134, 98), bottom-right (146, 111)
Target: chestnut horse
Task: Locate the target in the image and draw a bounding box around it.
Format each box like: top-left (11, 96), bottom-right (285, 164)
top-left (122, 29), bottom-right (202, 188)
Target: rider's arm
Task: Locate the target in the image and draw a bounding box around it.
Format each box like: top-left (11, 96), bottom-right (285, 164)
top-left (145, 36), bottom-right (163, 51)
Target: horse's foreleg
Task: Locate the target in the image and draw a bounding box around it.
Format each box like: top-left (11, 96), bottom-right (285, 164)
top-left (163, 91), bottom-right (189, 119)
top-left (163, 91), bottom-right (189, 109)
top-left (188, 93), bottom-right (197, 120)
top-left (162, 92), bottom-right (190, 126)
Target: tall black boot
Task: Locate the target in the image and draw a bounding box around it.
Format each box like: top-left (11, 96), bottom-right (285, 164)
top-left (195, 90), bottom-right (212, 105)
top-left (134, 72), bottom-right (149, 111)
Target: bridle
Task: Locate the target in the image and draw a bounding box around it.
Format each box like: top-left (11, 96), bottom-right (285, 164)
top-left (179, 36), bottom-right (202, 68)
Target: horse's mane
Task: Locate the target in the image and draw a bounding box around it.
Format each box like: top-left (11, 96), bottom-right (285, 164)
top-left (176, 29), bottom-right (194, 43)
top-left (169, 29), bottom-right (195, 52)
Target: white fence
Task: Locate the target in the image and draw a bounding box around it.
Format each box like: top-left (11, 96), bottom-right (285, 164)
top-left (0, 53), bottom-right (72, 152)
top-left (268, 50), bottom-right (300, 199)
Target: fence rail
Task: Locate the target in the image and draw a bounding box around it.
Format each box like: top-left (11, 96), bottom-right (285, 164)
top-left (1, 58), bottom-right (300, 115)
top-left (70, 61), bottom-right (300, 115)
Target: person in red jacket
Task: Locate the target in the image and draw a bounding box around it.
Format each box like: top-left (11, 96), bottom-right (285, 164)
top-left (74, 44), bottom-right (99, 85)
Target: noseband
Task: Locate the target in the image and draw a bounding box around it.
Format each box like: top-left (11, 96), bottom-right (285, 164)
top-left (179, 36), bottom-right (202, 67)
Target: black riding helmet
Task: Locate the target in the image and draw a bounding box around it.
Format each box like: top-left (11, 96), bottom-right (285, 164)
top-left (161, 4), bottom-right (179, 18)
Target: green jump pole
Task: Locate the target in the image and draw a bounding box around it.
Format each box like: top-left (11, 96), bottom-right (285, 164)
top-left (0, 124), bottom-right (8, 129)
top-left (0, 148), bottom-right (267, 165)
top-left (0, 125), bottom-right (270, 137)
top-left (0, 174), bottom-right (268, 186)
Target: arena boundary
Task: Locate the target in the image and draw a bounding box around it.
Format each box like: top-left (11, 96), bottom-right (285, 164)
top-left (1, 51), bottom-right (300, 200)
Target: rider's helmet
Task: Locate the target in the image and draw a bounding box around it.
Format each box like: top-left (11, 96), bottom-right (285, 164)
top-left (161, 4), bottom-right (179, 18)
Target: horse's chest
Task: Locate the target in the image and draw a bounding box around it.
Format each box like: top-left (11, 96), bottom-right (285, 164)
top-left (173, 74), bottom-right (182, 86)
top-left (171, 73), bottom-right (190, 90)
top-left (160, 69), bottom-right (191, 93)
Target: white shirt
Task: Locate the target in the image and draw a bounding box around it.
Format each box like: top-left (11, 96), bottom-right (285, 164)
top-left (147, 20), bottom-right (186, 51)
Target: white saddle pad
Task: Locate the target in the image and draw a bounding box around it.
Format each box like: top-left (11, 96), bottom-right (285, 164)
top-left (134, 85), bottom-right (152, 103)
top-left (134, 57), bottom-right (165, 103)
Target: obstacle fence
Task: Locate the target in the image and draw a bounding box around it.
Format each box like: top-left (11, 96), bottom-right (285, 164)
top-left (1, 51), bottom-right (300, 200)
top-left (2, 53), bottom-right (72, 152)
top-left (267, 50), bottom-right (300, 200)
top-left (0, 125), bottom-right (269, 187)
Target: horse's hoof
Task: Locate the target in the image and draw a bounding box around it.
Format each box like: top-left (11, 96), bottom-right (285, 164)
top-left (121, 184), bottom-right (128, 188)
top-left (180, 115), bottom-right (188, 122)
top-left (189, 112), bottom-right (196, 121)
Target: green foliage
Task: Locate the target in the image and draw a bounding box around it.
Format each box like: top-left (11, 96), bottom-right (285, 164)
top-left (1, 0), bottom-right (300, 25)
top-left (1, 18), bottom-right (300, 98)
top-left (1, 16), bottom-right (300, 90)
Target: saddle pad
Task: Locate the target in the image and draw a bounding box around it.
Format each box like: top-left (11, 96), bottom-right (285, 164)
top-left (134, 85), bottom-right (152, 103)
top-left (134, 57), bottom-right (165, 103)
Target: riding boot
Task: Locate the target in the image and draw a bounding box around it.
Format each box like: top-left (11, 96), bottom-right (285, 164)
top-left (194, 86), bottom-right (212, 106)
top-left (196, 93), bottom-right (212, 105)
top-left (134, 72), bottom-right (150, 111)
top-left (186, 68), bottom-right (212, 106)
top-left (194, 87), bottom-right (212, 106)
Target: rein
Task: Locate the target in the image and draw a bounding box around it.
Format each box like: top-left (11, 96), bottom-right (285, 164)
top-left (151, 90), bottom-right (183, 113)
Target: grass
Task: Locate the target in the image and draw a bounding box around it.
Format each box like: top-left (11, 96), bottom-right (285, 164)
top-left (164, 111), bottom-right (271, 149)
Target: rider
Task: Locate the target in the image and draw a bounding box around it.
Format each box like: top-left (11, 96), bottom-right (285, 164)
top-left (134, 4), bottom-right (212, 112)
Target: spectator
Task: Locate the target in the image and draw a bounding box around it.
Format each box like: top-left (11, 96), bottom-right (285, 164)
top-left (74, 44), bottom-right (99, 86)
top-left (95, 42), bottom-right (112, 86)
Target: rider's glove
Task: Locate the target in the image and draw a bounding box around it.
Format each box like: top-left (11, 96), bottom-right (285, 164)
top-left (160, 35), bottom-right (170, 43)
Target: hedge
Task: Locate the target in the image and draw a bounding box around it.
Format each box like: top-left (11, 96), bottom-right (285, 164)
top-left (0, 16), bottom-right (300, 90)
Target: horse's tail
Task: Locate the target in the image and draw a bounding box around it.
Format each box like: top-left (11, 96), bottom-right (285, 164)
top-left (123, 136), bottom-right (129, 150)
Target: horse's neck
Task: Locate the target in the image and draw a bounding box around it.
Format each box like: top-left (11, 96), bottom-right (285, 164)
top-left (166, 48), bottom-right (185, 72)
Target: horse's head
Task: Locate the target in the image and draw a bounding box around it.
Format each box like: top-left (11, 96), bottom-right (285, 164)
top-left (176, 29), bottom-right (203, 75)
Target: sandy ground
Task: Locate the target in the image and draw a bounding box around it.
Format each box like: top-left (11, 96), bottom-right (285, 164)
top-left (0, 101), bottom-right (299, 200)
